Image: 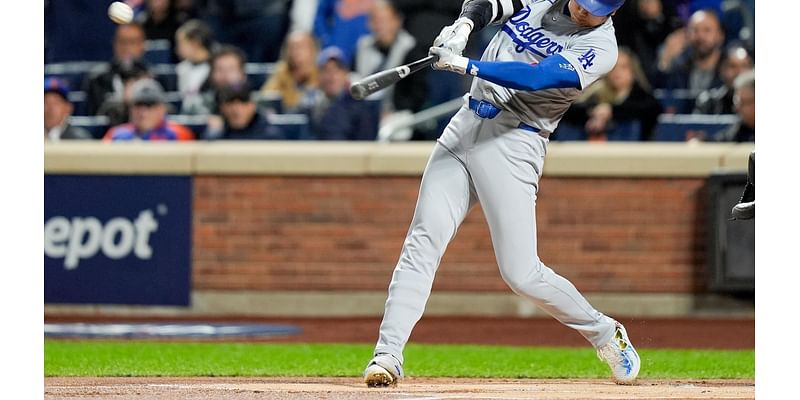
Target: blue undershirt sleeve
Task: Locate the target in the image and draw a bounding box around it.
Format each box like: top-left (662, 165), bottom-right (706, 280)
top-left (467, 54), bottom-right (582, 91)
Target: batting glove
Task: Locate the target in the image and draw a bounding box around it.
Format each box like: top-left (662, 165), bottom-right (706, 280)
top-left (432, 17), bottom-right (474, 55)
top-left (429, 47), bottom-right (469, 75)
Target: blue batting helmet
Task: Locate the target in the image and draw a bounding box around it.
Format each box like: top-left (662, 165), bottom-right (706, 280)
top-left (575, 0), bottom-right (626, 17)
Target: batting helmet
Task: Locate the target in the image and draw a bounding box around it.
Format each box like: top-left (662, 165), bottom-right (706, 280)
top-left (575, 0), bottom-right (626, 17)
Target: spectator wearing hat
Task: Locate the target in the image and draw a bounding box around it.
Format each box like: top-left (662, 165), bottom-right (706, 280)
top-left (205, 83), bottom-right (286, 140)
top-left (44, 78), bottom-right (92, 142)
top-left (96, 67), bottom-right (153, 128)
top-left (83, 23), bottom-right (150, 116)
top-left (103, 79), bottom-right (194, 141)
top-left (308, 46), bottom-right (379, 141)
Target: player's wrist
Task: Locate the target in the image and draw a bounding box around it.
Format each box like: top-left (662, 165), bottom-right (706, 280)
top-left (465, 59), bottom-right (479, 76)
top-left (453, 17), bottom-right (474, 34)
top-left (451, 55), bottom-right (469, 75)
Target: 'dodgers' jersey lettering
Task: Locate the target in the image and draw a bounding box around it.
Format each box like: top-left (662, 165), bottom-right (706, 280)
top-left (461, 0), bottom-right (618, 137)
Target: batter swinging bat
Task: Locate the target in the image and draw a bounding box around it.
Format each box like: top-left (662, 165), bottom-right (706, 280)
top-left (350, 55), bottom-right (438, 100)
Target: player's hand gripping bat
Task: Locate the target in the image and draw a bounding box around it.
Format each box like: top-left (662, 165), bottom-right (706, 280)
top-left (349, 55), bottom-right (438, 100)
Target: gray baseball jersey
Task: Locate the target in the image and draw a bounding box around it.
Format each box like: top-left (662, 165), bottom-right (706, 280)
top-left (370, 0), bottom-right (622, 369)
top-left (470, 0), bottom-right (617, 135)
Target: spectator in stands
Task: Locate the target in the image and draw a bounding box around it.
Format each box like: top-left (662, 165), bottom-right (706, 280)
top-left (561, 48), bottom-right (663, 141)
top-left (391, 0), bottom-right (464, 140)
top-left (658, 9), bottom-right (725, 98)
top-left (391, 0), bottom-right (461, 57)
top-left (44, 78), bottom-right (92, 141)
top-left (308, 46), bottom-right (379, 140)
top-left (612, 0), bottom-right (684, 86)
top-left (83, 23), bottom-right (149, 116)
top-left (205, 83), bottom-right (286, 140)
top-left (261, 31), bottom-right (320, 113)
top-left (288, 0), bottom-right (319, 33)
top-left (693, 43), bottom-right (753, 115)
top-left (201, 0), bottom-right (289, 62)
top-left (96, 66), bottom-right (152, 127)
top-left (175, 19), bottom-right (215, 113)
top-left (136, 0), bottom-right (191, 61)
top-left (104, 78), bottom-right (194, 141)
top-left (353, 0), bottom-right (416, 115)
top-left (714, 70), bottom-right (754, 142)
top-left (187, 45), bottom-right (248, 115)
top-left (314, 0), bottom-right (375, 62)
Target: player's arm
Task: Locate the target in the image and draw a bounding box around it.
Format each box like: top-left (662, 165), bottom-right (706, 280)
top-left (459, 0), bottom-right (525, 31)
top-left (434, 0), bottom-right (525, 55)
top-left (468, 56), bottom-right (581, 91)
top-left (429, 47), bottom-right (581, 91)
top-left (430, 33), bottom-right (618, 91)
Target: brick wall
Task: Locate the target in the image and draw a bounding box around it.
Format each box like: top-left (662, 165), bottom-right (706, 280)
top-left (194, 176), bottom-right (708, 294)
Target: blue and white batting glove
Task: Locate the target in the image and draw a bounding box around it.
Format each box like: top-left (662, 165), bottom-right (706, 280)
top-left (432, 17), bottom-right (473, 56)
top-left (429, 47), bottom-right (469, 75)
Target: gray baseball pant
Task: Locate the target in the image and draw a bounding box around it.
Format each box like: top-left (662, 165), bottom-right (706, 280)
top-left (373, 105), bottom-right (616, 364)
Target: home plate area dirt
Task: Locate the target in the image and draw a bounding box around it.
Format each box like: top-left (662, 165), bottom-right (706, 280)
top-left (45, 377), bottom-right (755, 400)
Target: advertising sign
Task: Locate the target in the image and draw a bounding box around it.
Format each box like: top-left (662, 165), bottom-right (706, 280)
top-left (45, 175), bottom-right (192, 306)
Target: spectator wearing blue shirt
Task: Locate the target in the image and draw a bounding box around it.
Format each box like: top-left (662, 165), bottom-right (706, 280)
top-left (313, 0), bottom-right (375, 62)
top-left (308, 46), bottom-right (379, 141)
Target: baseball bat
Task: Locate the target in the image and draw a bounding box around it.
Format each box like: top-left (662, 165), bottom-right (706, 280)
top-left (349, 55), bottom-right (438, 100)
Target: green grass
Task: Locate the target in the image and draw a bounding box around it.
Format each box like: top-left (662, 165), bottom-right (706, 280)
top-left (44, 341), bottom-right (754, 379)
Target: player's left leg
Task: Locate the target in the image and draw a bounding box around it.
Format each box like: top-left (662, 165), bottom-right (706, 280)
top-left (468, 124), bottom-right (640, 384)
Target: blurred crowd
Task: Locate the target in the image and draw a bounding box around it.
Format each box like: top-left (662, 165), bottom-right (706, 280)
top-left (44, 0), bottom-right (755, 143)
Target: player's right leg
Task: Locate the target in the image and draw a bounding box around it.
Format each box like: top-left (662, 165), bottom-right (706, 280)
top-left (468, 126), bottom-right (640, 384)
top-left (366, 143), bottom-right (476, 387)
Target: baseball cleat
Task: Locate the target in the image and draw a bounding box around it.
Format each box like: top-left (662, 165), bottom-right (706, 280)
top-left (596, 321), bottom-right (641, 385)
top-left (364, 353), bottom-right (404, 388)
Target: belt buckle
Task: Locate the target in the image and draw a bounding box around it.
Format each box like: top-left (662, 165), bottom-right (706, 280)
top-left (475, 100), bottom-right (496, 119)
top-left (474, 100), bottom-right (500, 119)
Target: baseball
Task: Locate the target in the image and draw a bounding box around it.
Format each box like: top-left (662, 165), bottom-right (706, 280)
top-left (108, 2), bottom-right (134, 25)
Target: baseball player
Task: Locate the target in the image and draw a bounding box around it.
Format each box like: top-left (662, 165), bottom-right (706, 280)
top-left (363, 0), bottom-right (640, 387)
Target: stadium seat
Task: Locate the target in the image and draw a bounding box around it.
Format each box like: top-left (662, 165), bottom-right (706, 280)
top-left (45, 62), bottom-right (105, 89)
top-left (168, 114), bottom-right (210, 138)
top-left (245, 63), bottom-right (275, 90)
top-left (144, 40), bottom-right (173, 64)
top-left (654, 89), bottom-right (698, 114)
top-left (256, 91), bottom-right (283, 114)
top-left (652, 114), bottom-right (738, 141)
top-left (267, 113), bottom-right (310, 140)
top-left (607, 120), bottom-right (642, 141)
top-left (551, 122), bottom-right (587, 141)
top-left (69, 116), bottom-right (110, 139)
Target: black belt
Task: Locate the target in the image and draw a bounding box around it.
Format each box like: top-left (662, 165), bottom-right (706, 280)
top-left (467, 97), bottom-right (540, 133)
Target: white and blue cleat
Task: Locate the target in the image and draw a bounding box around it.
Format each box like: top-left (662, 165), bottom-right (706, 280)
top-left (364, 353), bottom-right (404, 387)
top-left (596, 321), bottom-right (641, 384)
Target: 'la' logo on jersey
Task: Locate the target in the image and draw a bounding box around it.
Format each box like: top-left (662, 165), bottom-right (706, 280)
top-left (578, 49), bottom-right (596, 69)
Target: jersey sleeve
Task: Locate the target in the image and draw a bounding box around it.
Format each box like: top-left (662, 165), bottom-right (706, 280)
top-left (558, 31), bottom-right (618, 90)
